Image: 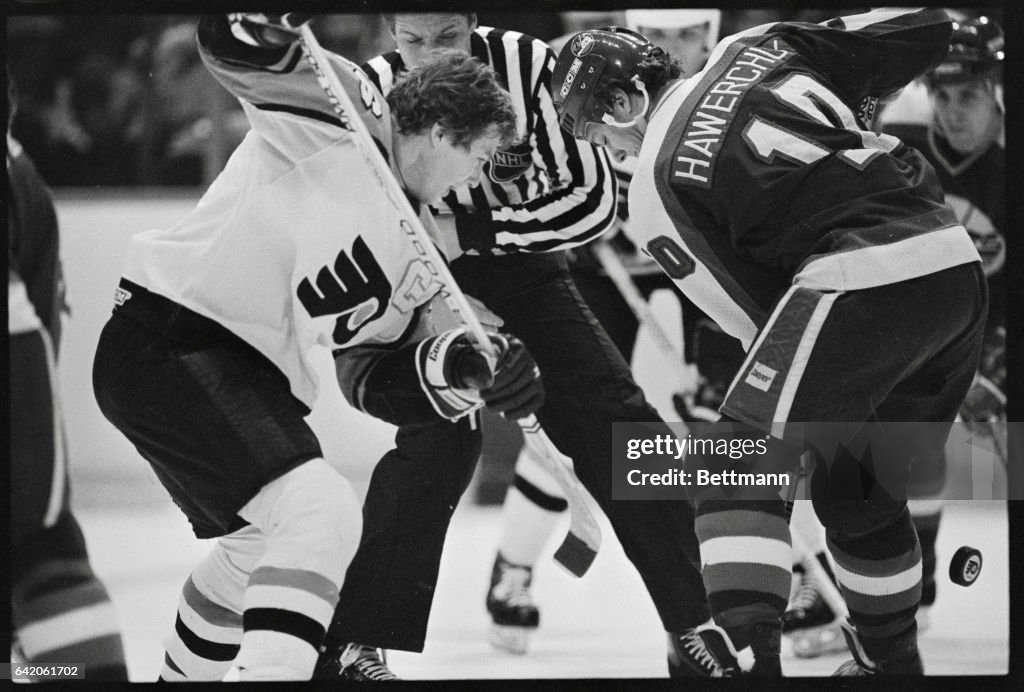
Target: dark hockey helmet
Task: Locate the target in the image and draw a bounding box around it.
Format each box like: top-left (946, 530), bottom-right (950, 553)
top-left (551, 27), bottom-right (653, 138)
top-left (928, 16), bottom-right (1004, 86)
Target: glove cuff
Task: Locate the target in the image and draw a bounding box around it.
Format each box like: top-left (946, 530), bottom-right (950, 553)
top-left (415, 329), bottom-right (484, 421)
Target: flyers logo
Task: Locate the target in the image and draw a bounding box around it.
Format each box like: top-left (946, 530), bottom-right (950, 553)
top-left (297, 235), bottom-right (392, 346)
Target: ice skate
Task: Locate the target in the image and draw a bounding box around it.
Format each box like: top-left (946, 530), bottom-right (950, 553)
top-left (833, 620), bottom-right (923, 676)
top-left (486, 553), bottom-right (539, 654)
top-left (784, 564), bottom-right (845, 658)
top-left (667, 626), bottom-right (723, 677)
top-left (314, 641), bottom-right (399, 681)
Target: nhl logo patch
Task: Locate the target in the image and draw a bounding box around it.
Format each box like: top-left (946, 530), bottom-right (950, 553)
top-left (572, 33), bottom-right (595, 57)
top-left (488, 141), bottom-right (533, 183)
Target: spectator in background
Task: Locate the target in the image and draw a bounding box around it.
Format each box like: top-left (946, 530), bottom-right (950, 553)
top-left (7, 16), bottom-right (149, 186)
top-left (148, 22), bottom-right (249, 185)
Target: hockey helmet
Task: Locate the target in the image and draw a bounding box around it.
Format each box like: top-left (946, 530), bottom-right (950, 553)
top-left (928, 16), bottom-right (1004, 86)
top-left (552, 27), bottom-right (654, 138)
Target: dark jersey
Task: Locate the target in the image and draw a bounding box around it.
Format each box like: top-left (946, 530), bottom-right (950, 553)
top-left (362, 27), bottom-right (616, 254)
top-left (884, 120), bottom-right (1004, 327)
top-left (630, 8), bottom-right (979, 348)
top-left (8, 135), bottom-right (65, 345)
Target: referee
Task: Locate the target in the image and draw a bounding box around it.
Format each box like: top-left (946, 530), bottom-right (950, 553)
top-left (315, 12), bottom-right (715, 680)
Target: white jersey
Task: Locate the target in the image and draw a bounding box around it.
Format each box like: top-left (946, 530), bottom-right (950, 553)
top-left (120, 16), bottom-right (444, 407)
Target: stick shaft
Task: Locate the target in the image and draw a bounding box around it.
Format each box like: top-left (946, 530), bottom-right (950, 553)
top-left (298, 25), bottom-right (496, 359)
top-left (298, 25), bottom-right (601, 572)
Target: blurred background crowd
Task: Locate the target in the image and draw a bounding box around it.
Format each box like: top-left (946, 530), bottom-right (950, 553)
top-left (13, 8), bottom-right (1002, 189)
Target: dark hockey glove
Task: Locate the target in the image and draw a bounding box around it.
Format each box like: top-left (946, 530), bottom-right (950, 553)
top-left (231, 13), bottom-right (314, 47)
top-left (415, 329), bottom-right (543, 422)
top-left (479, 334), bottom-right (545, 421)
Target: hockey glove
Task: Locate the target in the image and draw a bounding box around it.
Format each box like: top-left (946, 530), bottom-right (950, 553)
top-left (480, 334), bottom-right (545, 421)
top-left (230, 13), bottom-right (314, 47)
top-left (416, 329), bottom-right (543, 422)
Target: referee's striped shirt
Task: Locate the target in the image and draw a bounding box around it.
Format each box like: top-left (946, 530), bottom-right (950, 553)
top-left (362, 27), bottom-right (617, 255)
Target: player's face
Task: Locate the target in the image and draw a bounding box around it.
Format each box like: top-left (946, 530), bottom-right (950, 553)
top-left (392, 14), bottom-right (476, 68)
top-left (931, 80), bottom-right (1001, 154)
top-left (637, 24), bottom-right (710, 76)
top-left (424, 128), bottom-right (502, 204)
top-left (581, 121), bottom-right (642, 163)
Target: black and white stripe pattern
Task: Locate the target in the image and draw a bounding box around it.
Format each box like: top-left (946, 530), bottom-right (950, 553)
top-left (362, 27), bottom-right (617, 254)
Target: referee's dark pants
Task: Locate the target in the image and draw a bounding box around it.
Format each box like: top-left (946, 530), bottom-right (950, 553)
top-left (329, 252), bottom-right (710, 651)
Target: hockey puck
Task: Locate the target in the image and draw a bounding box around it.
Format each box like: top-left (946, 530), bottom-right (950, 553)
top-left (949, 546), bottom-right (983, 586)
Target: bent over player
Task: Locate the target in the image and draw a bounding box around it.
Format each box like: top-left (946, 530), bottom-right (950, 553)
top-left (314, 12), bottom-right (717, 679)
top-left (553, 8), bottom-right (985, 675)
top-left (92, 13), bottom-right (541, 681)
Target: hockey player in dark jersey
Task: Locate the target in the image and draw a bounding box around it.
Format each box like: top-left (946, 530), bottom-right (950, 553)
top-left (92, 14), bottom-right (543, 681)
top-left (552, 8), bottom-right (985, 676)
top-left (9, 79), bottom-right (129, 680)
top-left (785, 14), bottom-right (1007, 657)
top-left (315, 11), bottom-right (716, 680)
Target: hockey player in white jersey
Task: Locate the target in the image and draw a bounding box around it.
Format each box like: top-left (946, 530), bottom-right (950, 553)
top-left (92, 13), bottom-right (542, 681)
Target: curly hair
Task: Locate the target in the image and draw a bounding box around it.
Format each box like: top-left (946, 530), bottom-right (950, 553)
top-left (593, 47), bottom-right (683, 112)
top-left (388, 50), bottom-right (517, 149)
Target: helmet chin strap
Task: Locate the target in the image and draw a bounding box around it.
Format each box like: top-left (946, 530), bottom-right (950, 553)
top-left (601, 76), bottom-right (649, 129)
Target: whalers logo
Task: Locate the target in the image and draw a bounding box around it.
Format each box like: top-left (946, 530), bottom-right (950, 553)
top-left (560, 57), bottom-right (583, 97)
top-left (572, 32), bottom-right (595, 57)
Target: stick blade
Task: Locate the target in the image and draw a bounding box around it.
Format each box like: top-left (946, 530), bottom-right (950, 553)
top-left (553, 530), bottom-right (598, 577)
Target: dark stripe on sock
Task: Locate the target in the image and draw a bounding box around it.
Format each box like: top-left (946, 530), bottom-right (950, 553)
top-left (513, 474), bottom-right (568, 512)
top-left (175, 614), bottom-right (240, 662)
top-left (243, 608), bottom-right (326, 648)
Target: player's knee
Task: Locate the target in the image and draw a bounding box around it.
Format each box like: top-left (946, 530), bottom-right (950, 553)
top-left (812, 497), bottom-right (907, 540)
top-left (259, 459), bottom-right (362, 579)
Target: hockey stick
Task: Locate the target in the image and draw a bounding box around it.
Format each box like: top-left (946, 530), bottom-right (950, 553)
top-left (590, 240), bottom-right (686, 369)
top-left (590, 241), bottom-right (700, 418)
top-left (298, 25), bottom-right (601, 576)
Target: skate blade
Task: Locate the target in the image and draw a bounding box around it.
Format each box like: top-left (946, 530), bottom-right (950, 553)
top-left (788, 621), bottom-right (846, 658)
top-left (489, 624), bottom-right (533, 655)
